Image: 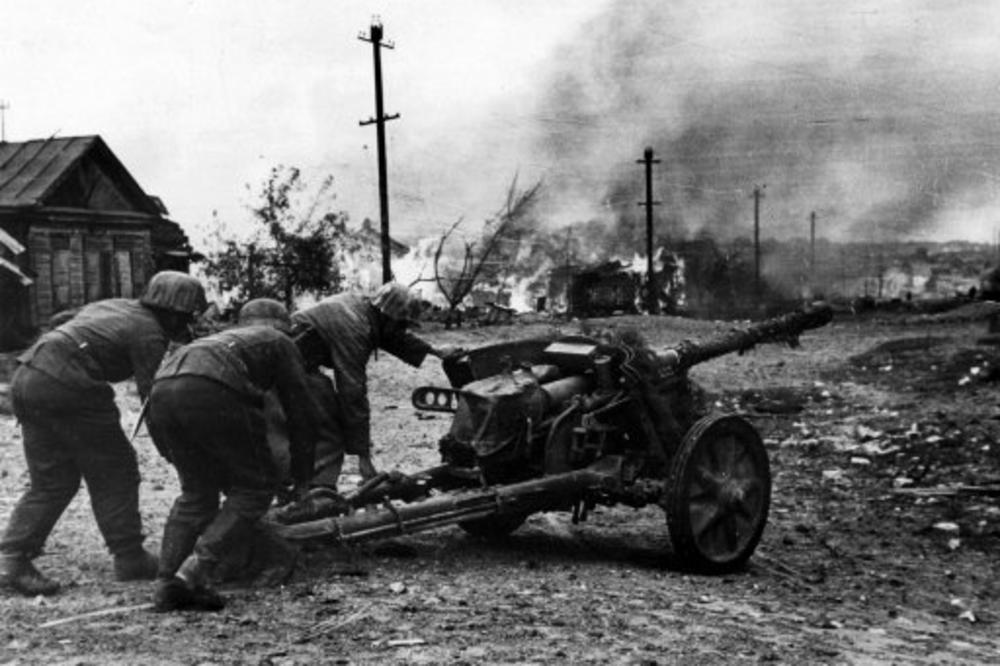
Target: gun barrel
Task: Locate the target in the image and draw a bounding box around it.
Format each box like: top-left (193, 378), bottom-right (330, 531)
top-left (660, 302), bottom-right (833, 370)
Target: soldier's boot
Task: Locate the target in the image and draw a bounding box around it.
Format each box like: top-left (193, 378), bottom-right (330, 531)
top-left (113, 547), bottom-right (159, 582)
top-left (156, 519), bottom-right (202, 581)
top-left (0, 553), bottom-right (60, 597)
top-left (153, 520), bottom-right (220, 612)
top-left (154, 555), bottom-right (226, 613)
top-left (252, 522), bottom-right (300, 586)
top-left (176, 554), bottom-right (225, 611)
top-left (153, 576), bottom-right (195, 612)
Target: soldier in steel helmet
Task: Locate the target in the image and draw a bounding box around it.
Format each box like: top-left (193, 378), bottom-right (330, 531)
top-left (0, 270), bottom-right (207, 597)
top-left (147, 298), bottom-right (319, 612)
top-left (289, 282), bottom-right (463, 492)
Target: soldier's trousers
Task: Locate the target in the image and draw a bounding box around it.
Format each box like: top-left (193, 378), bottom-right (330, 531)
top-left (308, 372), bottom-right (370, 489)
top-left (0, 365), bottom-right (144, 560)
top-left (148, 376), bottom-right (277, 577)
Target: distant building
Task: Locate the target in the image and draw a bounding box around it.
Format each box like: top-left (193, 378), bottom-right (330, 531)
top-left (358, 217), bottom-right (410, 258)
top-left (328, 217), bottom-right (410, 294)
top-left (0, 135), bottom-right (195, 348)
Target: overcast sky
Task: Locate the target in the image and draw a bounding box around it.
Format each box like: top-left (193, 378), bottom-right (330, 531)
top-left (4, 0), bottom-right (1000, 248)
top-left (2, 1), bottom-right (607, 246)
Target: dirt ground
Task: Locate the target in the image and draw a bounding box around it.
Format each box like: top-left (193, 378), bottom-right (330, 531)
top-left (1, 307), bottom-right (999, 665)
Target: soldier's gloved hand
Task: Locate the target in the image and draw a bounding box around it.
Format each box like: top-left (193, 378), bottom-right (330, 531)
top-left (434, 344), bottom-right (465, 360)
top-left (358, 454), bottom-right (378, 481)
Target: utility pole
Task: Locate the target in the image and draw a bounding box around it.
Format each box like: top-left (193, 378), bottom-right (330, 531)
top-left (876, 249), bottom-right (885, 299)
top-left (0, 101), bottom-right (9, 142)
top-left (637, 147), bottom-right (661, 314)
top-left (809, 210), bottom-right (817, 295)
top-left (752, 185), bottom-right (765, 302)
top-left (564, 227), bottom-right (573, 314)
top-left (359, 18), bottom-right (400, 284)
top-left (840, 246), bottom-right (847, 297)
top-left (810, 211), bottom-right (816, 277)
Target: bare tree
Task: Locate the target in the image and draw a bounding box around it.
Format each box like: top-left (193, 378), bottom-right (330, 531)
top-left (428, 177), bottom-right (542, 327)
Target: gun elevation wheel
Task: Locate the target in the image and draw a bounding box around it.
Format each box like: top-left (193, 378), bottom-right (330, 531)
top-left (665, 414), bottom-right (771, 573)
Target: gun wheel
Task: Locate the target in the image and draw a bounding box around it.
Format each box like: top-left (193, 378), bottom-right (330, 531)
top-left (665, 414), bottom-right (770, 573)
top-left (459, 512), bottom-right (528, 540)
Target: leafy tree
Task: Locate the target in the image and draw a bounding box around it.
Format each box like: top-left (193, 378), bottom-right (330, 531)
top-left (202, 165), bottom-right (347, 309)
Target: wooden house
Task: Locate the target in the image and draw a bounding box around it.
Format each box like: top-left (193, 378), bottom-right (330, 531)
top-left (0, 135), bottom-right (194, 349)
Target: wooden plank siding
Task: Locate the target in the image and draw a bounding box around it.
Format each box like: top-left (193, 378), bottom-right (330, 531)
top-left (69, 233), bottom-right (84, 308)
top-left (26, 226), bottom-right (152, 322)
top-left (0, 137), bottom-right (194, 348)
top-left (28, 233), bottom-right (51, 322)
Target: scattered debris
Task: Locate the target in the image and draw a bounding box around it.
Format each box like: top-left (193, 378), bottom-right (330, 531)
top-left (895, 486), bottom-right (1000, 499)
top-left (296, 603), bottom-right (373, 643)
top-left (38, 603), bottom-right (155, 629)
top-left (932, 522), bottom-right (961, 534)
top-left (385, 638), bottom-right (427, 648)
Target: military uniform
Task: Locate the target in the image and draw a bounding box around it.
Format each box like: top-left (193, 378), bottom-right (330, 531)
top-left (148, 324), bottom-right (317, 609)
top-left (292, 292), bottom-right (433, 488)
top-left (0, 279), bottom-right (203, 596)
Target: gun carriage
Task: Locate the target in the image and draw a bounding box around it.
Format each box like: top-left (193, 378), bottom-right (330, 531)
top-left (273, 303), bottom-right (833, 573)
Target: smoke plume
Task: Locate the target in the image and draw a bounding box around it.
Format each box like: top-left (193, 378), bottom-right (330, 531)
top-left (530, 0), bottom-right (1000, 245)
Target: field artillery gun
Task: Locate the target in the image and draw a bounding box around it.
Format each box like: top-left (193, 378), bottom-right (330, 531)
top-left (272, 303), bottom-right (833, 572)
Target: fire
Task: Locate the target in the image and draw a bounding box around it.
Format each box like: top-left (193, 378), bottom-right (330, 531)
top-left (327, 229), bottom-right (688, 317)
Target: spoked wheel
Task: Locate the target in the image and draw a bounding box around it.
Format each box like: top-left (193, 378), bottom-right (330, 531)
top-left (459, 512), bottom-right (529, 540)
top-left (665, 414), bottom-right (771, 573)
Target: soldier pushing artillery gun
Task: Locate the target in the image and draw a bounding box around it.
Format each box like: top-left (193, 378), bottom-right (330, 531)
top-left (271, 302), bottom-right (834, 573)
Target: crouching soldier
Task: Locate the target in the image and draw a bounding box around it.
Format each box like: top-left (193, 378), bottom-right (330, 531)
top-left (0, 271), bottom-right (207, 596)
top-left (148, 298), bottom-right (317, 612)
top-left (290, 282), bottom-right (462, 491)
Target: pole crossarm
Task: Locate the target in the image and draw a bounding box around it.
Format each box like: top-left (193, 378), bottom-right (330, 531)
top-left (359, 113), bottom-right (400, 127)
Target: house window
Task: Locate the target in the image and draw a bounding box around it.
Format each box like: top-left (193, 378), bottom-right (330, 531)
top-left (50, 234), bottom-right (72, 312)
top-left (130, 248), bottom-right (147, 296)
top-left (84, 237), bottom-right (114, 301)
top-left (100, 252), bottom-right (113, 298)
top-left (113, 236), bottom-right (143, 298)
top-left (115, 249), bottom-right (133, 298)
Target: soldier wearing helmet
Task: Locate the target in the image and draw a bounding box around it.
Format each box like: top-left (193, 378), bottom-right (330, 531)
top-left (0, 271), bottom-right (207, 597)
top-left (289, 282), bottom-right (462, 491)
top-left (147, 298), bottom-right (318, 612)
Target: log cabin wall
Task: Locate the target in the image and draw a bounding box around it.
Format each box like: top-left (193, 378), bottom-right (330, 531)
top-left (26, 223), bottom-right (151, 322)
top-left (0, 136), bottom-right (192, 349)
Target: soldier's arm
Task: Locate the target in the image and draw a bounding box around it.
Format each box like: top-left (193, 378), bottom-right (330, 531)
top-left (272, 337), bottom-right (319, 486)
top-left (130, 332), bottom-right (170, 401)
top-left (380, 327), bottom-right (435, 367)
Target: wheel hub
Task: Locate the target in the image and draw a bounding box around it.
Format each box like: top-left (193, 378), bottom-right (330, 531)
top-left (717, 480), bottom-right (746, 509)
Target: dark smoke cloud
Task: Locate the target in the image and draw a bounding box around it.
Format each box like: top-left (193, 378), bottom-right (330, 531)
top-left (531, 0), bottom-right (1000, 244)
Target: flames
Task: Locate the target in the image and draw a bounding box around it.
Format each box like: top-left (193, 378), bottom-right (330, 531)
top-left (331, 228), bottom-right (686, 316)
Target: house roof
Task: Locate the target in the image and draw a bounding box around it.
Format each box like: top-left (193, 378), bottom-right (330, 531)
top-left (359, 217), bottom-right (409, 255)
top-left (0, 135), bottom-right (159, 214)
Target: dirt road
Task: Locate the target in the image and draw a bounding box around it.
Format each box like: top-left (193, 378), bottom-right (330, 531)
top-left (1, 310), bottom-right (998, 664)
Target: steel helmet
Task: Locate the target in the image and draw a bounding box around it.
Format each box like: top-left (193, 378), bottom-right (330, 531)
top-left (238, 298), bottom-right (292, 332)
top-left (371, 282), bottom-right (415, 322)
top-left (140, 271), bottom-right (207, 315)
